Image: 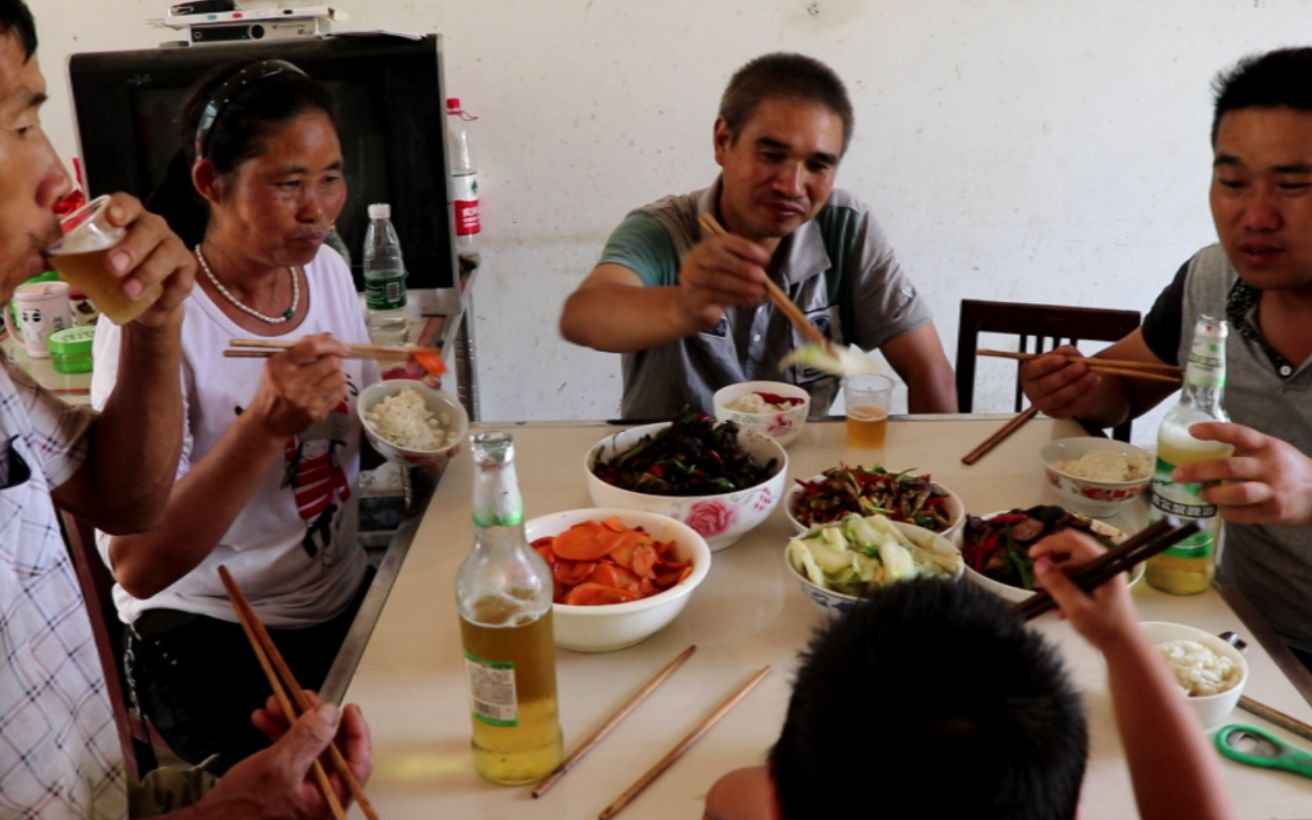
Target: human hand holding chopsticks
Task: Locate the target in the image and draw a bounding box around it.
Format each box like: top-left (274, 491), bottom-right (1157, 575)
top-left (1019, 342), bottom-right (1180, 428)
top-left (243, 335), bottom-right (351, 440)
top-left (1030, 530), bottom-right (1139, 651)
top-left (192, 696), bottom-right (373, 820)
top-left (676, 224), bottom-right (771, 330)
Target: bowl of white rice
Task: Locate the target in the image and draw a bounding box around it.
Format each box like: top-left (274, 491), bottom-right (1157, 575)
top-left (712, 381), bottom-right (810, 447)
top-left (1140, 621), bottom-right (1248, 729)
top-left (1039, 437), bottom-right (1153, 518)
top-left (358, 380), bottom-right (468, 468)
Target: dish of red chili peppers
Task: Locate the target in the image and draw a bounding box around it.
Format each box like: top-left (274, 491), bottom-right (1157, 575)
top-left (786, 464), bottom-right (961, 532)
top-left (592, 409), bottom-right (780, 496)
top-left (960, 505), bottom-right (1120, 591)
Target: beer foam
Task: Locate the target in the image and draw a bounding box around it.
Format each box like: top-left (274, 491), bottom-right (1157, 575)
top-left (50, 226), bottom-right (122, 255)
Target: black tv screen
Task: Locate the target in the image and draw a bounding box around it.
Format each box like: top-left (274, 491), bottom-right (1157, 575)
top-left (68, 34), bottom-right (456, 293)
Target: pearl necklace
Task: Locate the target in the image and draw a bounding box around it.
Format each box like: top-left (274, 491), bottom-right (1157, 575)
top-left (195, 245), bottom-right (299, 324)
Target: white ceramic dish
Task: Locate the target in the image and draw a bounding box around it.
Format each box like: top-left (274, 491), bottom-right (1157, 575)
top-left (584, 422), bottom-right (788, 551)
top-left (1039, 437), bottom-right (1154, 518)
top-left (525, 507), bottom-right (712, 653)
top-left (783, 469), bottom-right (966, 546)
top-left (784, 519), bottom-right (964, 617)
top-left (960, 511), bottom-right (1140, 603)
top-left (1139, 621), bottom-right (1249, 729)
top-left (357, 380), bottom-right (468, 470)
top-left (712, 380), bottom-right (810, 447)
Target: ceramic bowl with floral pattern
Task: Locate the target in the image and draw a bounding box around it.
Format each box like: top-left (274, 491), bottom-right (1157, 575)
top-left (712, 381), bottom-right (810, 447)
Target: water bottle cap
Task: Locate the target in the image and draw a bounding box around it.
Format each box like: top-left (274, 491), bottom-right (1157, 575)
top-left (367, 203), bottom-right (391, 219)
top-left (446, 97), bottom-right (461, 111)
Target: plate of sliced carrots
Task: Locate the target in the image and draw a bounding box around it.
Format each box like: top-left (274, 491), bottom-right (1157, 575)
top-left (524, 508), bottom-right (712, 652)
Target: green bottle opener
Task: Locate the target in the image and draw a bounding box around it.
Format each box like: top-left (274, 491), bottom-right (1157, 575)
top-left (1215, 724), bottom-right (1312, 780)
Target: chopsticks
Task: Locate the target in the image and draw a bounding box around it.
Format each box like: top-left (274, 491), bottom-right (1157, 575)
top-left (599, 665), bottom-right (770, 820)
top-left (961, 405), bottom-right (1040, 465)
top-left (218, 566), bottom-right (378, 820)
top-left (226, 337), bottom-right (441, 362)
top-left (1013, 520), bottom-right (1202, 622)
top-left (532, 645), bottom-right (696, 799)
top-left (696, 213), bottom-right (832, 351)
top-left (977, 349), bottom-right (1183, 384)
top-left (1238, 695), bottom-right (1312, 744)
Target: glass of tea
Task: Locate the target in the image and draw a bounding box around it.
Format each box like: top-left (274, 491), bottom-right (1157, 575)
top-left (843, 373), bottom-right (893, 449)
top-left (46, 195), bottom-right (163, 325)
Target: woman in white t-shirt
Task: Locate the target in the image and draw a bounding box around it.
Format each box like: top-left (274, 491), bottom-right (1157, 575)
top-left (91, 59), bottom-right (377, 771)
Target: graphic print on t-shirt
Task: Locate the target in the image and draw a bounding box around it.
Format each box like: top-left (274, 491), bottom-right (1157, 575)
top-left (280, 375), bottom-right (359, 562)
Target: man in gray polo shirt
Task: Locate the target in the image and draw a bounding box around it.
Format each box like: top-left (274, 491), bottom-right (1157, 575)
top-left (560, 53), bottom-right (957, 419)
top-left (1020, 48), bottom-right (1312, 667)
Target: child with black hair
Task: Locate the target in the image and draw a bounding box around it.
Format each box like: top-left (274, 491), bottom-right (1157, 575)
top-left (704, 530), bottom-right (1235, 820)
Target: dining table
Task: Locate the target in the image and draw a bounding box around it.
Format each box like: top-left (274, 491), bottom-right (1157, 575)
top-left (335, 414), bottom-right (1312, 819)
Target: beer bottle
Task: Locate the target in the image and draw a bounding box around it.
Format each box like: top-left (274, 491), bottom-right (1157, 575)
top-left (456, 432), bottom-right (564, 784)
top-left (1145, 315), bottom-right (1233, 595)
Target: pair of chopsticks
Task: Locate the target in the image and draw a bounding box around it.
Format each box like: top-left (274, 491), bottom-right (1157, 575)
top-left (961, 405), bottom-right (1040, 465)
top-left (225, 337), bottom-right (441, 362)
top-left (1013, 519), bottom-right (1202, 622)
top-left (696, 213), bottom-right (832, 352)
top-left (978, 349), bottom-right (1183, 385)
top-left (218, 566), bottom-right (377, 820)
top-left (1239, 695), bottom-right (1312, 744)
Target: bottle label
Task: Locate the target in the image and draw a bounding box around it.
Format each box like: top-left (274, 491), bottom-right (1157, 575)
top-left (365, 270), bottom-right (406, 310)
top-left (1150, 456), bottom-right (1217, 559)
top-left (465, 650), bottom-right (518, 727)
top-left (1184, 317), bottom-right (1226, 389)
top-left (453, 173), bottom-right (481, 236)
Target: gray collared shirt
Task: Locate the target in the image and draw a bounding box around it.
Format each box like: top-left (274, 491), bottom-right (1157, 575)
top-left (600, 180), bottom-right (932, 419)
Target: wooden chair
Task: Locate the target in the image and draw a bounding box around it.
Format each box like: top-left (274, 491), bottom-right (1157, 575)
top-left (57, 508), bottom-right (159, 782)
top-left (955, 299), bottom-right (1142, 442)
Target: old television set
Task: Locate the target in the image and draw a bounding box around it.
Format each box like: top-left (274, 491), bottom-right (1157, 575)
top-left (67, 34), bottom-right (459, 299)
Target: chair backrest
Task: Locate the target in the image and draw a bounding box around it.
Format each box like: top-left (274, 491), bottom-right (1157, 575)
top-left (955, 299), bottom-right (1142, 442)
top-left (56, 508), bottom-right (158, 781)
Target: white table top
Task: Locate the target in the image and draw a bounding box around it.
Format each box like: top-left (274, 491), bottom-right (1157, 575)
top-left (344, 416), bottom-right (1312, 819)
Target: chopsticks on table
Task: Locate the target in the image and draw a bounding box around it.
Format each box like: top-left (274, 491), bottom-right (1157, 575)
top-left (217, 566), bottom-right (378, 820)
top-left (1012, 520), bottom-right (1202, 622)
top-left (532, 645), bottom-right (697, 799)
top-left (977, 349), bottom-right (1183, 385)
top-left (961, 405), bottom-right (1040, 466)
top-left (1238, 695), bottom-right (1312, 745)
top-left (696, 213), bottom-right (832, 352)
top-left (598, 665), bottom-right (771, 820)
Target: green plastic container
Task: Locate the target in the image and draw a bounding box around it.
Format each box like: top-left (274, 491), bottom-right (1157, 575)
top-left (48, 325), bottom-right (95, 374)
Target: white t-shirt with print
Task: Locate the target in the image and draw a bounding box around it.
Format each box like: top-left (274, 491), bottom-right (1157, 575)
top-left (91, 247), bottom-right (374, 628)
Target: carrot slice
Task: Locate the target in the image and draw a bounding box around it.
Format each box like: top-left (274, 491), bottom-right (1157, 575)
top-left (413, 351), bottom-right (447, 376)
top-left (588, 563), bottom-right (641, 593)
top-left (600, 517), bottom-right (628, 533)
top-left (552, 523), bottom-right (613, 561)
top-left (553, 560), bottom-right (597, 587)
top-left (631, 543), bottom-right (659, 579)
top-left (563, 582), bottom-right (641, 606)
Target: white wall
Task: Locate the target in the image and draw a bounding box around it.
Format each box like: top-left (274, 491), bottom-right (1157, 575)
top-left (32, 0), bottom-right (1309, 436)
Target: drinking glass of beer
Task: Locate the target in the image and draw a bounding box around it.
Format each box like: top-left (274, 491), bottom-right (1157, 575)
top-left (844, 373), bottom-right (892, 449)
top-left (46, 195), bottom-right (163, 325)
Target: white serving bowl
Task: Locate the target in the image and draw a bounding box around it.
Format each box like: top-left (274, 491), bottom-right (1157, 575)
top-left (783, 470), bottom-right (967, 545)
top-left (584, 422), bottom-right (788, 551)
top-left (524, 508), bottom-right (712, 653)
top-left (357, 380), bottom-right (468, 469)
top-left (712, 381), bottom-right (810, 447)
top-left (961, 511), bottom-right (1140, 603)
top-left (784, 520), bottom-right (964, 617)
top-left (1138, 622), bottom-right (1248, 729)
top-left (1040, 437), bottom-right (1153, 518)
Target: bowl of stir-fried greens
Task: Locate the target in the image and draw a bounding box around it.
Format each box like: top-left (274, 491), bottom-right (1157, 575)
top-left (959, 506), bottom-right (1136, 603)
top-left (586, 412), bottom-right (788, 551)
top-left (784, 464), bottom-right (965, 544)
top-left (785, 513), bottom-right (964, 617)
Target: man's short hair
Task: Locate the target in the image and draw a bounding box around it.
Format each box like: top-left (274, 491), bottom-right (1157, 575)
top-left (769, 579), bottom-right (1087, 820)
top-left (0, 0), bottom-right (36, 62)
top-left (719, 52), bottom-right (854, 154)
top-left (1211, 47), bottom-right (1312, 145)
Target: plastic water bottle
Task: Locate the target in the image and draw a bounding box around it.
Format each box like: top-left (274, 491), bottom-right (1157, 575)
top-left (362, 202), bottom-right (407, 342)
top-left (446, 97), bottom-right (481, 271)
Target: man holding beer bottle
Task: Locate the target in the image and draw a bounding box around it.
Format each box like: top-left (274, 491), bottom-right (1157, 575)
top-left (1020, 47), bottom-right (1312, 668)
top-left (0, 0), bottom-right (372, 815)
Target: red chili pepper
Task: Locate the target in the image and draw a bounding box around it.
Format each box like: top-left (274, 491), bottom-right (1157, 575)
top-left (753, 391), bottom-right (805, 407)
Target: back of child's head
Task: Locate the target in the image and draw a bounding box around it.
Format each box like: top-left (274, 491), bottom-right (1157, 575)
top-left (769, 579), bottom-right (1087, 820)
